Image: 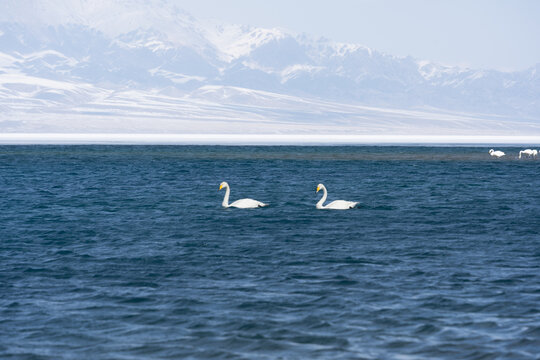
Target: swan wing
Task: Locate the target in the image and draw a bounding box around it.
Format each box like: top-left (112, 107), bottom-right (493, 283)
top-left (325, 200), bottom-right (358, 210)
top-left (230, 198), bottom-right (267, 208)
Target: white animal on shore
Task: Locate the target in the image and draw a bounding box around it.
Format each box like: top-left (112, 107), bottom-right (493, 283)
top-left (519, 149), bottom-right (538, 159)
top-left (219, 182), bottom-right (267, 208)
top-left (489, 149), bottom-right (505, 158)
top-left (316, 184), bottom-right (358, 210)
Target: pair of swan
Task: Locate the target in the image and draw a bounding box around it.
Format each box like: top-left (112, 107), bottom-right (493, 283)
top-left (219, 182), bottom-right (357, 210)
top-left (490, 148), bottom-right (540, 159)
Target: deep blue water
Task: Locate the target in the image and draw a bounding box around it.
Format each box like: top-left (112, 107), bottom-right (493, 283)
top-left (1, 145), bottom-right (539, 359)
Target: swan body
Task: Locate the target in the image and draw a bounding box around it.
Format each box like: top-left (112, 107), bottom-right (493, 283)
top-left (219, 182), bottom-right (267, 208)
top-left (519, 149), bottom-right (538, 159)
top-left (489, 149), bottom-right (505, 158)
top-left (316, 184), bottom-right (357, 210)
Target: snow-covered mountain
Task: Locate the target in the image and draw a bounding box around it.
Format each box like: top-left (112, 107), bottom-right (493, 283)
top-left (1, 0), bottom-right (539, 135)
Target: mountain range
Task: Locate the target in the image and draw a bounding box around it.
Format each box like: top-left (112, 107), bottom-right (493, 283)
top-left (1, 0), bottom-right (539, 135)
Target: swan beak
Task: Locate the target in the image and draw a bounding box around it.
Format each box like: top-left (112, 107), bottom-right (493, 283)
top-left (316, 186), bottom-right (321, 192)
top-left (219, 184), bottom-right (223, 190)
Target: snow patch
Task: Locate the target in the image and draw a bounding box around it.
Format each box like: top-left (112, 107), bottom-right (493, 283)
top-left (0, 73), bottom-right (80, 90)
top-left (22, 50), bottom-right (79, 68)
top-left (281, 64), bottom-right (324, 83)
top-left (0, 53), bottom-right (19, 68)
top-left (332, 43), bottom-right (372, 57)
top-left (205, 24), bottom-right (287, 61)
top-left (149, 68), bottom-right (206, 84)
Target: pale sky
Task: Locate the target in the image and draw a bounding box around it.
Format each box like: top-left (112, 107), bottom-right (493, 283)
top-left (178, 0), bottom-right (540, 71)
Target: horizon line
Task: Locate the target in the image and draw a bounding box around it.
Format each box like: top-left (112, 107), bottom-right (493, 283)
top-left (1, 133), bottom-right (540, 146)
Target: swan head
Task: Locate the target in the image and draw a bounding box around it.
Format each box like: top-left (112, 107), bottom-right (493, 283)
top-left (219, 181), bottom-right (228, 191)
top-left (489, 149), bottom-right (494, 154)
top-left (316, 184), bottom-right (325, 193)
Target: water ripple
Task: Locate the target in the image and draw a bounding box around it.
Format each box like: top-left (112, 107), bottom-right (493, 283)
top-left (1, 145), bottom-right (539, 359)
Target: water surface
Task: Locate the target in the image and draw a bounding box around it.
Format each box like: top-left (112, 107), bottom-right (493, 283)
top-left (1, 146), bottom-right (539, 359)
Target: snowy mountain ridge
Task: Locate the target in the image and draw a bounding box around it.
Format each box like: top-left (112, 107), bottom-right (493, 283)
top-left (1, 0), bottom-right (539, 135)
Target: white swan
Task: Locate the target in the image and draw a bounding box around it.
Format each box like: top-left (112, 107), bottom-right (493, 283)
top-left (489, 149), bottom-right (505, 158)
top-left (519, 149), bottom-right (538, 159)
top-left (316, 183), bottom-right (358, 210)
top-left (219, 182), bottom-right (267, 208)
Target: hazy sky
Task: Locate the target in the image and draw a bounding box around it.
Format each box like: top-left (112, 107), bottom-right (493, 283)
top-left (178, 0), bottom-right (540, 71)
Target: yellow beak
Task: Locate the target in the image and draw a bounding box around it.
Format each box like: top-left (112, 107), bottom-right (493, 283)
top-left (316, 186), bottom-right (320, 192)
top-left (219, 184), bottom-right (224, 190)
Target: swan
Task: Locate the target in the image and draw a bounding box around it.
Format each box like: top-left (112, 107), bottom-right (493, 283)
top-left (219, 182), bottom-right (267, 208)
top-left (519, 149), bottom-right (538, 159)
top-left (489, 149), bottom-right (505, 158)
top-left (316, 183), bottom-right (358, 210)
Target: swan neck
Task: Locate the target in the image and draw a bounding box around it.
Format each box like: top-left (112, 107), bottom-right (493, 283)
top-left (222, 186), bottom-right (230, 207)
top-left (316, 187), bottom-right (327, 209)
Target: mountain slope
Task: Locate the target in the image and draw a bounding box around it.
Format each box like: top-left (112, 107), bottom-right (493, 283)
top-left (0, 0), bottom-right (539, 135)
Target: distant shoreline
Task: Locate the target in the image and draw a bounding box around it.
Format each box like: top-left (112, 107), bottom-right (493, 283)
top-left (1, 133), bottom-right (540, 146)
